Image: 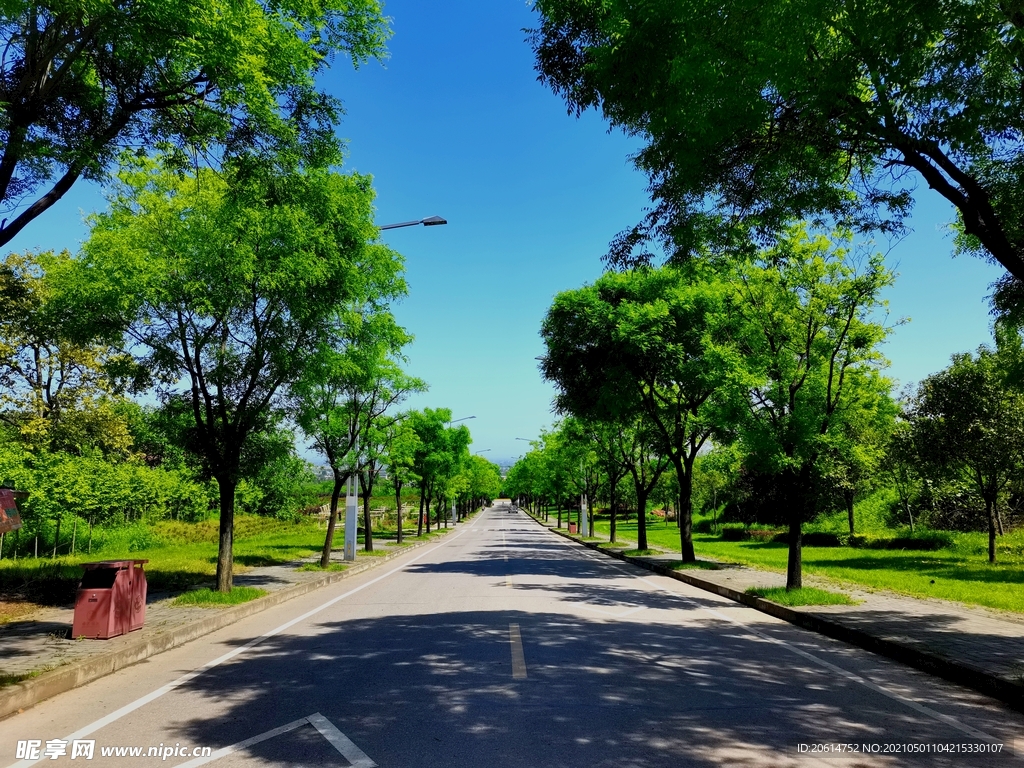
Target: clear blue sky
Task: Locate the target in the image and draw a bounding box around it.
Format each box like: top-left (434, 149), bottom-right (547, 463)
top-left (12, 0), bottom-right (1005, 468)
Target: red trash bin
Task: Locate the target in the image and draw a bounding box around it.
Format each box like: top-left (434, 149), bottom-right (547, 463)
top-left (568, 522), bottom-right (578, 534)
top-left (72, 560), bottom-right (148, 639)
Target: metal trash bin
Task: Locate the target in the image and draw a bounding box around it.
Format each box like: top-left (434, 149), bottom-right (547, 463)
top-left (568, 522), bottom-right (578, 534)
top-left (72, 560), bottom-right (148, 639)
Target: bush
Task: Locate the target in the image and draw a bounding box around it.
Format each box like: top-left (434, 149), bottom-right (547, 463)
top-left (721, 524), bottom-right (747, 541)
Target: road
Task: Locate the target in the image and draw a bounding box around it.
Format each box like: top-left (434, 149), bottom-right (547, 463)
top-left (2, 503), bottom-right (1022, 767)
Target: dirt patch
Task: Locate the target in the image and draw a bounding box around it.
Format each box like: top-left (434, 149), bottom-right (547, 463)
top-left (0, 599), bottom-right (39, 624)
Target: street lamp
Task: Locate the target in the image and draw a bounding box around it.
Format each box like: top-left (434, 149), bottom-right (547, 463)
top-left (448, 416), bottom-right (476, 524)
top-left (379, 216), bottom-right (447, 231)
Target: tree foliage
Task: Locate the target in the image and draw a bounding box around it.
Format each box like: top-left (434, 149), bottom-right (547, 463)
top-left (72, 155), bottom-right (393, 590)
top-left (0, 0), bottom-right (390, 247)
top-left (531, 0), bottom-right (1024, 310)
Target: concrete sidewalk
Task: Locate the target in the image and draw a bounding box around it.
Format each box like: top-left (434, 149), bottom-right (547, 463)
top-left (0, 528), bottom-right (459, 719)
top-left (534, 516), bottom-right (1024, 712)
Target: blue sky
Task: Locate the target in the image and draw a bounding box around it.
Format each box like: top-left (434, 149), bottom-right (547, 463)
top-left (13, 0), bottom-right (1005, 468)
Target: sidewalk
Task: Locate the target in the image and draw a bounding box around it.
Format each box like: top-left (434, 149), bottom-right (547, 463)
top-left (0, 528), bottom-right (457, 719)
top-left (534, 516), bottom-right (1024, 712)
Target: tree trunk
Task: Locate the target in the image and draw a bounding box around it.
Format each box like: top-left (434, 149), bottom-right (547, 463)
top-left (996, 506), bottom-right (1005, 536)
top-left (609, 484), bottom-right (617, 543)
top-left (987, 496), bottom-right (998, 564)
top-left (395, 480), bottom-right (404, 545)
top-left (362, 476), bottom-right (374, 552)
top-left (785, 467), bottom-right (810, 590)
top-left (672, 457), bottom-right (696, 562)
top-left (417, 490), bottom-right (425, 536)
top-left (320, 475), bottom-right (344, 567)
top-left (636, 490), bottom-right (649, 551)
top-left (786, 513), bottom-right (803, 590)
top-left (216, 476), bottom-right (237, 592)
top-left (425, 491), bottom-right (432, 533)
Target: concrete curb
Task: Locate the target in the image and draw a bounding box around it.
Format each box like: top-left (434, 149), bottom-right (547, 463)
top-left (532, 515), bottom-right (1024, 713)
top-left (0, 528), bottom-right (458, 721)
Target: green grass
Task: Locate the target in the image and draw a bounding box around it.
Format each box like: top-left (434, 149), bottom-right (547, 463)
top-left (746, 586), bottom-right (859, 606)
top-left (171, 586), bottom-right (268, 607)
top-left (668, 559), bottom-right (721, 570)
top-left (623, 548), bottom-right (661, 557)
top-left (591, 517), bottom-right (1024, 614)
top-left (297, 562), bottom-right (348, 572)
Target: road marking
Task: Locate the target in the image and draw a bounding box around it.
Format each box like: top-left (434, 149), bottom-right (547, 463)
top-left (505, 575), bottom-right (514, 588)
top-left (509, 623), bottom-right (528, 679)
top-left (5, 520), bottom-right (481, 768)
top-left (308, 713), bottom-right (377, 767)
top-left (171, 713), bottom-right (375, 767)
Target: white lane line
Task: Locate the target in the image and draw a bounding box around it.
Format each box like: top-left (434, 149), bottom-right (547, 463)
top-left (509, 623), bottom-right (528, 679)
top-left (172, 717), bottom-right (309, 767)
top-left (5, 519), bottom-right (482, 768)
top-left (505, 575), bottom-right (513, 588)
top-left (308, 713), bottom-right (377, 767)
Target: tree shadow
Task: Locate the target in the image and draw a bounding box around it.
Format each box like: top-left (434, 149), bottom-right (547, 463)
top-left (162, 605), bottom-right (1012, 768)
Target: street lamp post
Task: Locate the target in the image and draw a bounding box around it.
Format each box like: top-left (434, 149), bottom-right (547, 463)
top-left (344, 433), bottom-right (359, 562)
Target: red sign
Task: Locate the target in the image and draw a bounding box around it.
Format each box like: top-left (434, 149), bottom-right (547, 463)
top-left (0, 489), bottom-right (24, 534)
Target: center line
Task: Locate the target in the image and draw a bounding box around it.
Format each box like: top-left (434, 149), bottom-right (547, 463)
top-left (506, 575), bottom-right (513, 588)
top-left (509, 623), bottom-right (527, 679)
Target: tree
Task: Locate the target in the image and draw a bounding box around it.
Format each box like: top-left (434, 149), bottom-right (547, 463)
top-left (531, 0), bottom-right (1024, 308)
top-left (618, 415), bottom-right (670, 551)
top-left (382, 417), bottom-right (420, 544)
top-left (0, 250), bottom-right (135, 455)
top-left (731, 227), bottom-right (894, 588)
top-left (912, 347), bottom-right (1024, 563)
top-left (355, 365), bottom-right (427, 551)
top-left (0, 0), bottom-right (389, 247)
top-left (293, 307), bottom-right (422, 562)
top-left (541, 265), bottom-right (743, 561)
top-left (74, 156), bottom-right (394, 590)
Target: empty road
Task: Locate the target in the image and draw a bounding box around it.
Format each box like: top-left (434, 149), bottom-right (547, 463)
top-left (2, 503), bottom-right (1021, 767)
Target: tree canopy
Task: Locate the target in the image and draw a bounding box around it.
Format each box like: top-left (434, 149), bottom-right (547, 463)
top-left (0, 0), bottom-right (390, 247)
top-left (531, 0), bottom-right (1024, 309)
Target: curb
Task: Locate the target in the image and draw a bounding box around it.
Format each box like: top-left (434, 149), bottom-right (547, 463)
top-left (0, 527), bottom-right (458, 721)
top-left (531, 514), bottom-right (1024, 714)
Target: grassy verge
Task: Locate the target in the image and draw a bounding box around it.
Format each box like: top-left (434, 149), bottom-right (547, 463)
top-left (297, 562), bottom-right (348, 572)
top-left (591, 518), bottom-right (1024, 614)
top-left (172, 586), bottom-right (268, 607)
top-left (746, 586), bottom-right (858, 606)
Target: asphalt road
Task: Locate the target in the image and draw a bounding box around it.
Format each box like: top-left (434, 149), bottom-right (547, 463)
top-left (2, 503), bottom-right (1023, 767)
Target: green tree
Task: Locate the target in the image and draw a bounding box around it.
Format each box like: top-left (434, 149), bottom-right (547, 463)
top-left (382, 416), bottom-right (420, 544)
top-left (731, 228), bottom-right (894, 588)
top-left (0, 0), bottom-right (389, 247)
top-left (74, 156), bottom-right (393, 590)
top-left (531, 0), bottom-right (1024, 307)
top-left (541, 265), bottom-right (743, 561)
top-left (0, 250), bottom-right (135, 455)
top-left (912, 347), bottom-right (1024, 563)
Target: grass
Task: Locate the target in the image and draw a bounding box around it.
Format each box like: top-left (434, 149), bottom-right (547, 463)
top-left (172, 586), bottom-right (267, 607)
top-left (745, 586), bottom-right (859, 606)
top-left (591, 516), bottom-right (1024, 614)
top-left (297, 562), bottom-right (348, 572)
top-left (668, 559), bottom-right (721, 571)
top-left (0, 515), bottom-right (326, 607)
